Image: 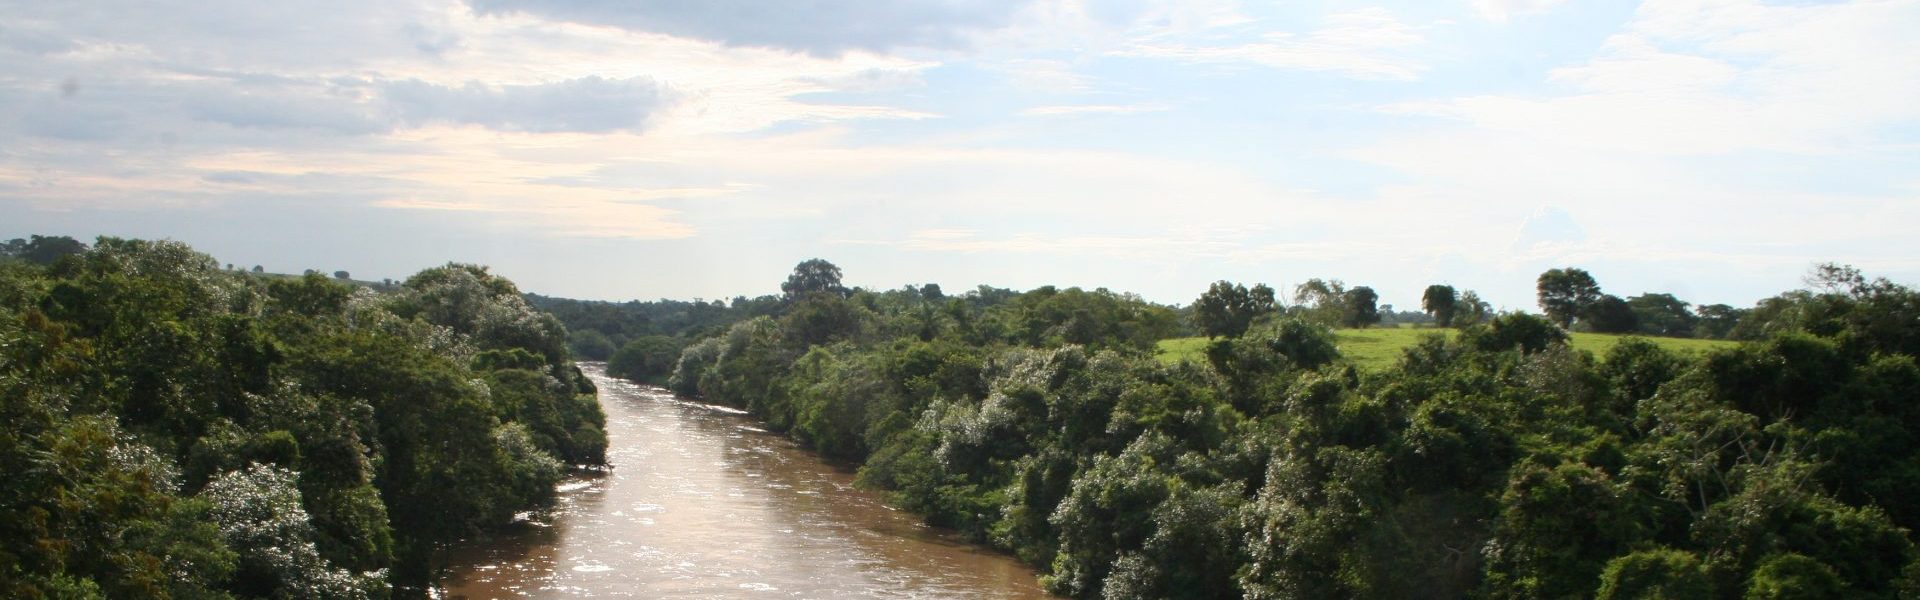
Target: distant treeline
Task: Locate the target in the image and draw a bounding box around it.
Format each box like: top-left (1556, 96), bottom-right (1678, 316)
top-left (0, 237), bottom-right (605, 598)
top-left (542, 265), bottom-right (1791, 389)
top-left (530, 263), bottom-right (1188, 386)
top-left (605, 259), bottom-right (1919, 599)
top-left (1189, 271), bottom-right (1759, 342)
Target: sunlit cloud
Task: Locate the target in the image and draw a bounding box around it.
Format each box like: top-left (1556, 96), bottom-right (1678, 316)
top-left (1, 0), bottom-right (1915, 307)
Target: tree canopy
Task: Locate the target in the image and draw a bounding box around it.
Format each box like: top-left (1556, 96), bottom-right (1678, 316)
top-left (609, 260), bottom-right (1920, 600)
top-left (782, 258), bottom-right (848, 300)
top-left (1342, 285), bottom-right (1381, 328)
top-left (1193, 280), bottom-right (1276, 339)
top-left (1537, 267), bottom-right (1602, 328)
top-left (0, 234), bottom-right (87, 265)
top-left (15, 238), bottom-right (1917, 600)
top-left (0, 237), bottom-right (603, 598)
top-left (1422, 284), bottom-right (1458, 327)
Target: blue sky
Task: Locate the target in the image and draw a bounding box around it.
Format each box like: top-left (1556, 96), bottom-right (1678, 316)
top-left (4, 0), bottom-right (1917, 310)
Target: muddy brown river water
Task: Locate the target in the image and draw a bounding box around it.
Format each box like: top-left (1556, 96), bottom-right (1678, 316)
top-left (438, 364), bottom-right (1050, 599)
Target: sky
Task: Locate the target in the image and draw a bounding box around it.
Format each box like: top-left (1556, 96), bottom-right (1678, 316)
top-left (3, 0), bottom-right (1918, 311)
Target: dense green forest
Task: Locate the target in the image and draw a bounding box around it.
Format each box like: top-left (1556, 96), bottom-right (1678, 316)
top-left (10, 232), bottom-right (1918, 599)
top-left (0, 237), bottom-right (604, 598)
top-left (594, 259), bottom-right (1920, 599)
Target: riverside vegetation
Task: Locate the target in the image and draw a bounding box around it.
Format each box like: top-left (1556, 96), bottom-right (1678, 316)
top-left (569, 259), bottom-right (1920, 600)
top-left (0, 237), bottom-right (605, 598)
top-left (7, 235), bottom-right (1919, 600)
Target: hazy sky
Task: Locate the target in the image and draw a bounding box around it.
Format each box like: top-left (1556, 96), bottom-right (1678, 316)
top-left (4, 0), bottom-right (1917, 309)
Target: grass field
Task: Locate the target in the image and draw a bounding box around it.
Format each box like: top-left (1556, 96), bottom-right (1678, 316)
top-left (1155, 327), bottom-right (1740, 370)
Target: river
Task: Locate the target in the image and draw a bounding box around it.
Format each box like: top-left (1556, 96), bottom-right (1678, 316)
top-left (437, 364), bottom-right (1051, 599)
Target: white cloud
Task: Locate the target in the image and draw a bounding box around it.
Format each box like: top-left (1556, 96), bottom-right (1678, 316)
top-left (837, 227), bottom-right (1246, 259)
top-left (1341, 0), bottom-right (1920, 300)
top-left (1018, 103), bottom-right (1170, 117)
top-left (1510, 204), bottom-right (1587, 252)
top-left (0, 0), bottom-right (953, 240)
top-left (1113, 8), bottom-right (1429, 80)
top-left (5, 0), bottom-right (1915, 307)
top-left (988, 59), bottom-right (1096, 94)
top-left (1390, 0), bottom-right (1920, 155)
top-left (463, 0), bottom-right (1034, 55)
top-left (1469, 0), bottom-right (1570, 23)
top-left (384, 76), bottom-right (674, 133)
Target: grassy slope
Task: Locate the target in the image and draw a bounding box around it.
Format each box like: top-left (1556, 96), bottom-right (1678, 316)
top-left (1156, 327), bottom-right (1739, 370)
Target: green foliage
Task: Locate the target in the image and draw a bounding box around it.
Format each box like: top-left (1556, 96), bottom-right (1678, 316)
top-left (1239, 445), bottom-right (1393, 599)
top-left (1584, 294), bottom-right (1641, 334)
top-left (999, 285), bottom-right (1180, 351)
top-left (1695, 303), bottom-right (1747, 339)
top-left (1745, 554), bottom-right (1845, 600)
top-left (1538, 267), bottom-right (1602, 328)
top-left (1045, 433), bottom-right (1177, 597)
top-left (1342, 286), bottom-right (1381, 329)
top-left (0, 412), bottom-right (236, 600)
top-left (527, 292), bottom-right (779, 350)
top-left (1462, 312), bottom-right (1568, 354)
top-left (782, 258), bottom-right (848, 300)
top-left (1630, 293), bottom-right (1699, 337)
top-left (668, 336), bottom-right (724, 397)
top-left (1, 235), bottom-right (88, 265)
top-left (1422, 284), bottom-right (1458, 327)
top-left (1192, 280), bottom-right (1276, 339)
top-left (783, 293), bottom-right (870, 346)
top-left (641, 260), bottom-right (1917, 600)
top-left (1204, 319), bottom-right (1339, 415)
top-left (566, 328), bottom-right (616, 361)
top-left (606, 335), bottom-right (684, 385)
top-left (1160, 327), bottom-right (1738, 372)
top-left (1596, 548), bottom-right (1713, 600)
top-left (784, 345), bottom-right (898, 460)
top-left (1483, 461), bottom-right (1648, 598)
top-left (387, 263), bottom-right (570, 363)
top-left (1289, 278), bottom-right (1348, 327)
top-left (1456, 290), bottom-right (1494, 326)
top-left (26, 242), bottom-right (1907, 600)
top-left (202, 465), bottom-right (384, 599)
top-left (0, 237), bottom-right (598, 597)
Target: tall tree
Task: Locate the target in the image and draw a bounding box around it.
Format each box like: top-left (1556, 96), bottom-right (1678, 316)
top-left (1292, 278), bottom-right (1347, 326)
top-left (1627, 293), bottom-right (1695, 337)
top-left (1456, 290), bottom-right (1493, 326)
top-left (781, 258), bottom-right (847, 300)
top-left (1192, 281), bottom-right (1276, 339)
top-left (1537, 267), bottom-right (1602, 328)
top-left (1342, 286), bottom-right (1381, 329)
top-left (1583, 294), bottom-right (1639, 333)
top-left (1422, 284), bottom-right (1459, 327)
top-left (1693, 304), bottom-right (1746, 339)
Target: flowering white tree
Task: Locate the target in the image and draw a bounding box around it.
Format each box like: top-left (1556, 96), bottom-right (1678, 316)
top-left (202, 465), bottom-right (387, 599)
